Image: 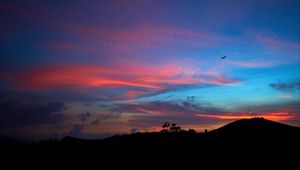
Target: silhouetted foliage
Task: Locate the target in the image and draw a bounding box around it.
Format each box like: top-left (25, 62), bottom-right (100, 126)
top-left (162, 121), bottom-right (170, 129)
top-left (169, 123), bottom-right (182, 132)
top-left (161, 121), bottom-right (171, 132)
top-left (160, 122), bottom-right (185, 133)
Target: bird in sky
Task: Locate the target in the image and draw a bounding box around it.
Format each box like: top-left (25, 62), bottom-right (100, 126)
top-left (220, 56), bottom-right (227, 60)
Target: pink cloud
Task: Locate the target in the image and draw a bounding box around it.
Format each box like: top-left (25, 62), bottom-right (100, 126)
top-left (278, 95), bottom-right (293, 99)
top-left (3, 64), bottom-right (236, 94)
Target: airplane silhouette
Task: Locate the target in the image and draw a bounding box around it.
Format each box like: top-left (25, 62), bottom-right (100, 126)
top-left (220, 56), bottom-right (227, 60)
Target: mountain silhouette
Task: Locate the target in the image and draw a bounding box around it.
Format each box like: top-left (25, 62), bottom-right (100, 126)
top-left (1, 118), bottom-right (299, 170)
top-left (210, 117), bottom-right (299, 137)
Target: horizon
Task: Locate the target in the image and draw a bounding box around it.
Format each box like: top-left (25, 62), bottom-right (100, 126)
top-left (0, 0), bottom-right (299, 140)
top-left (2, 117), bottom-right (299, 141)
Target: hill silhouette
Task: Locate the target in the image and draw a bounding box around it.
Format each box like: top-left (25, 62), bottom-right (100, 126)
top-left (1, 118), bottom-right (299, 170)
top-left (210, 117), bottom-right (299, 136)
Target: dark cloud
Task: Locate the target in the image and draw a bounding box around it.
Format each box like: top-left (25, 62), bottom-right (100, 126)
top-left (90, 118), bottom-right (100, 125)
top-left (66, 124), bottom-right (112, 139)
top-left (0, 101), bottom-right (65, 128)
top-left (270, 82), bottom-right (300, 91)
top-left (79, 112), bottom-right (91, 122)
top-left (67, 124), bottom-right (84, 138)
top-left (187, 96), bottom-right (196, 102)
top-left (114, 100), bottom-right (225, 116)
top-left (88, 112), bottom-right (122, 126)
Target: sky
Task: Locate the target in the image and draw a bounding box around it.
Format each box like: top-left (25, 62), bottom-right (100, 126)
top-left (0, 0), bottom-right (299, 140)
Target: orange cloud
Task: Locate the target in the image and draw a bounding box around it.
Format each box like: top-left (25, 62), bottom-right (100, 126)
top-left (194, 112), bottom-right (295, 121)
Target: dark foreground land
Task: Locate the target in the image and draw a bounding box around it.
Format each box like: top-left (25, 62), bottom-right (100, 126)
top-left (1, 118), bottom-right (300, 170)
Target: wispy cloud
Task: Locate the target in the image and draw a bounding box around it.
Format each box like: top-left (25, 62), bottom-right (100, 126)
top-left (256, 34), bottom-right (299, 50)
top-left (226, 60), bottom-right (278, 68)
top-left (254, 33), bottom-right (300, 62)
top-left (2, 64), bottom-right (237, 98)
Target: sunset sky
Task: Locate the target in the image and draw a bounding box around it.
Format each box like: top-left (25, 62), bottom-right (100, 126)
top-left (0, 0), bottom-right (299, 140)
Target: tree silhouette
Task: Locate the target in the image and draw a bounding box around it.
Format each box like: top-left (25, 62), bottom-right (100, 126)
top-left (170, 123), bottom-right (182, 132)
top-left (161, 121), bottom-right (171, 133)
top-left (162, 121), bottom-right (170, 129)
top-left (161, 122), bottom-right (183, 133)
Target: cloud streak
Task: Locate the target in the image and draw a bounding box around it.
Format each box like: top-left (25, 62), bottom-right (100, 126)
top-left (114, 101), bottom-right (297, 122)
top-left (3, 64), bottom-right (237, 98)
top-left (194, 112), bottom-right (294, 121)
top-left (256, 34), bottom-right (299, 50)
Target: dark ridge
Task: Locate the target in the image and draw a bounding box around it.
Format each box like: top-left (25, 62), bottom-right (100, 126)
top-left (60, 136), bottom-right (103, 144)
top-left (209, 117), bottom-right (300, 137)
top-left (1, 118), bottom-right (299, 170)
top-left (0, 135), bottom-right (28, 144)
top-left (60, 136), bottom-right (86, 143)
